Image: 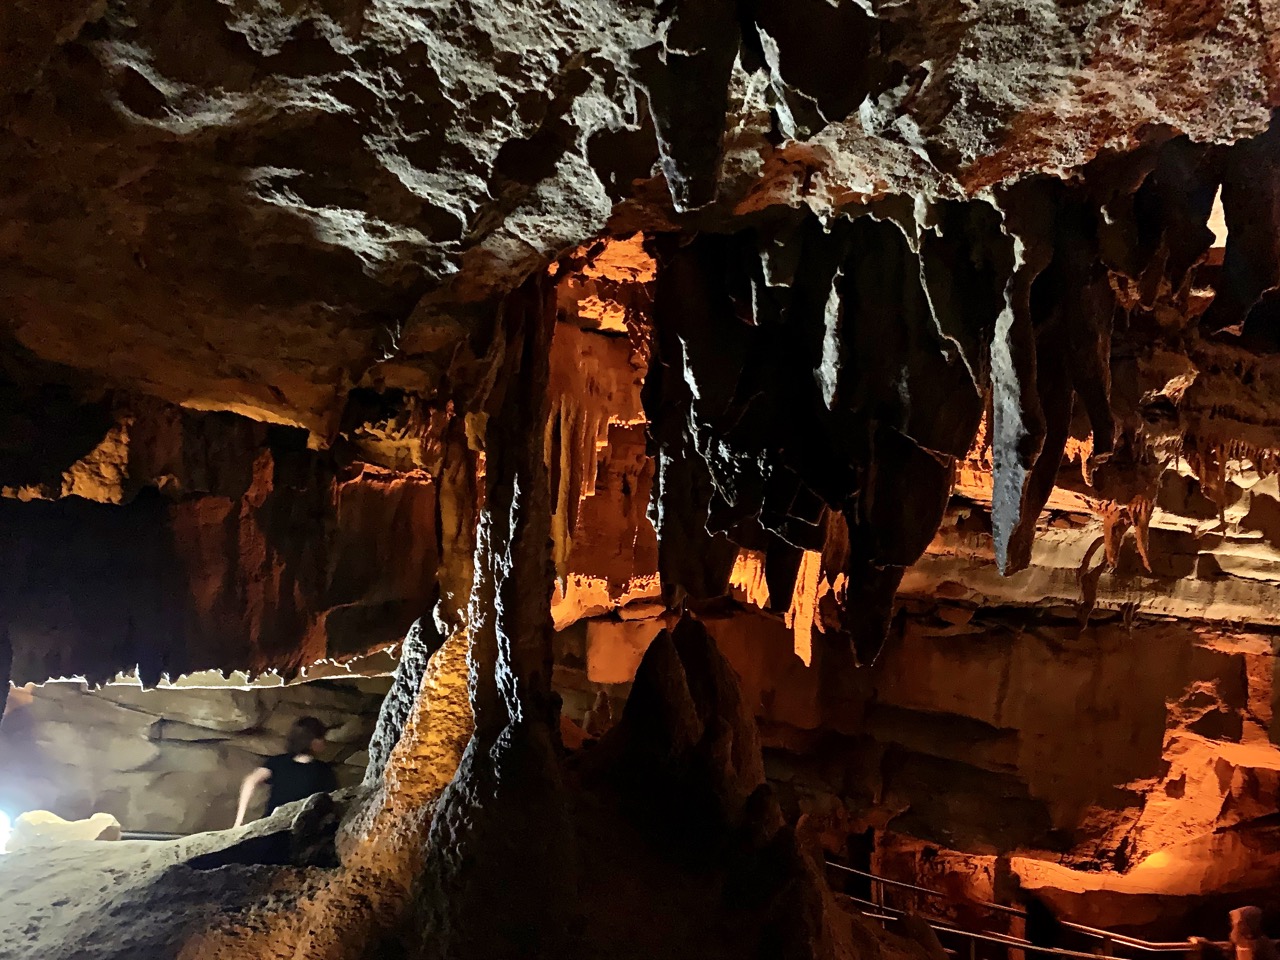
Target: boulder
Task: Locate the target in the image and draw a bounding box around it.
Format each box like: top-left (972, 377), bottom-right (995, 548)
top-left (7, 811), bottom-right (121, 851)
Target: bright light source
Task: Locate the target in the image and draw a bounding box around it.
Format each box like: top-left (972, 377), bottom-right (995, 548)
top-left (0, 811), bottom-right (10, 854)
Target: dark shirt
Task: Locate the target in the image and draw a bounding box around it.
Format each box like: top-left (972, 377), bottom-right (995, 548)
top-left (263, 754), bottom-right (338, 815)
top-left (1023, 894), bottom-right (1065, 949)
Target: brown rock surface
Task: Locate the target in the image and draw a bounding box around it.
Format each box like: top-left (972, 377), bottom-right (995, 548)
top-left (8, 0), bottom-right (1280, 955)
top-left (1, 397), bottom-right (441, 684)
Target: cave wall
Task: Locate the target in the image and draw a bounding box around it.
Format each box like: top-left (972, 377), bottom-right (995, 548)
top-left (4, 0), bottom-right (1280, 955)
top-left (554, 605), bottom-right (1279, 866)
top-left (528, 207), bottom-right (1280, 926)
top-left (0, 394), bottom-right (441, 684)
top-left (3, 0), bottom-right (1273, 443)
top-left (0, 678), bottom-right (386, 834)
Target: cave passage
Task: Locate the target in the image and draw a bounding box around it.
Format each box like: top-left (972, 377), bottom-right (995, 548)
top-left (3, 2), bottom-right (1280, 957)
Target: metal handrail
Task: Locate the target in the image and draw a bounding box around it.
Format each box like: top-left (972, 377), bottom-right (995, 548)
top-left (834, 892), bottom-right (1143, 960)
top-left (825, 862), bottom-right (1193, 953)
top-left (119, 831), bottom-right (185, 841)
top-left (839, 892), bottom-right (966, 931)
top-left (828, 862), bottom-right (1022, 916)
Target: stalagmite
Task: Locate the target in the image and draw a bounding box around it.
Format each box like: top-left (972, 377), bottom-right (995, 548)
top-left (416, 274), bottom-right (575, 960)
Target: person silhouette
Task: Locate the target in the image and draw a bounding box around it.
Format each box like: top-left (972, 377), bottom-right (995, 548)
top-left (234, 716), bottom-right (338, 827)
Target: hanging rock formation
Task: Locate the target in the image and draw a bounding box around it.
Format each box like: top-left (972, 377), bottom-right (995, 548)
top-left (5, 0), bottom-right (1280, 956)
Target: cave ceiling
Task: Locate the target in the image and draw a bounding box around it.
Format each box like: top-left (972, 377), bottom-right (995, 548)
top-left (4, 0), bottom-right (1280, 683)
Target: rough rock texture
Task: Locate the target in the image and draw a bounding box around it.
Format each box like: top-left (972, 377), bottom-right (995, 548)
top-left (4, 2), bottom-right (1274, 377)
top-left (566, 616), bottom-right (867, 960)
top-left (1, 0), bottom-right (1275, 441)
top-left (1, 391), bottom-right (442, 684)
top-left (555, 601), bottom-right (1280, 940)
top-left (8, 0), bottom-right (1280, 955)
top-left (0, 794), bottom-right (362, 960)
top-left (414, 272), bottom-right (579, 960)
top-left (0, 678), bottom-right (385, 833)
top-left (361, 609), bottom-right (442, 786)
top-left (6, 0), bottom-right (1280, 685)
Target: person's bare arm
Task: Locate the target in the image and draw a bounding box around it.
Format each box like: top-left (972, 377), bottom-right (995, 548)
top-left (234, 767), bottom-right (272, 827)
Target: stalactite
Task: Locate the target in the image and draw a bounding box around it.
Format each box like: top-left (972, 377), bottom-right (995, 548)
top-left (989, 179), bottom-right (1061, 575)
top-left (1128, 494), bottom-right (1154, 573)
top-left (633, 0), bottom-right (738, 211)
top-left (1126, 136), bottom-right (1219, 304)
top-left (987, 180), bottom-right (1123, 575)
top-left (1076, 535), bottom-right (1108, 625)
top-left (729, 547), bottom-right (771, 608)
top-left (1084, 492), bottom-right (1154, 582)
top-left (644, 207), bottom-right (1006, 664)
top-left (783, 550), bottom-right (822, 667)
top-left (546, 306), bottom-right (650, 589)
top-left (548, 389), bottom-right (613, 587)
top-left (1099, 500), bottom-right (1129, 569)
top-left (644, 235), bottom-right (745, 604)
top-left (1181, 434), bottom-right (1280, 505)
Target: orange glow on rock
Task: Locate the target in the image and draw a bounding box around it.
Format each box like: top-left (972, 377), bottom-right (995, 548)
top-left (785, 551), bottom-right (822, 667)
top-left (729, 548), bottom-right (770, 609)
top-left (575, 295), bottom-right (628, 333)
top-left (580, 234), bottom-right (656, 284)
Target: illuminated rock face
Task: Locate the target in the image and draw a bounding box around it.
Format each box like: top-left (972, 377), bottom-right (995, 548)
top-left (5, 0), bottom-right (1280, 955)
top-left (0, 679), bottom-right (385, 834)
top-left (553, 602), bottom-right (1280, 929)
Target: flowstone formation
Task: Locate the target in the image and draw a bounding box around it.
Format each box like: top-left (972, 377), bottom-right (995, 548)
top-left (5, 0), bottom-right (1280, 957)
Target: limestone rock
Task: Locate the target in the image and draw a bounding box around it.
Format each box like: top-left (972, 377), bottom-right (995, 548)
top-left (7, 811), bottom-right (122, 851)
top-left (1, 398), bottom-right (441, 685)
top-left (0, 679), bottom-right (380, 835)
top-left (146, 720), bottom-right (236, 743)
top-left (4, 0), bottom-right (1280, 952)
top-left (0, 796), bottom-right (359, 960)
top-left (30, 721), bottom-right (161, 773)
top-left (585, 618), bottom-right (662, 685)
top-left (98, 687), bottom-right (265, 733)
